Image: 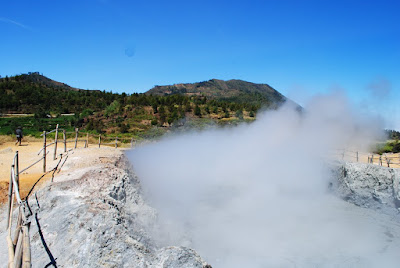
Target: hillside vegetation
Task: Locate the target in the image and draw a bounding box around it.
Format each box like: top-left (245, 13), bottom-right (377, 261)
top-left (147, 79), bottom-right (287, 107)
top-left (0, 73), bottom-right (290, 139)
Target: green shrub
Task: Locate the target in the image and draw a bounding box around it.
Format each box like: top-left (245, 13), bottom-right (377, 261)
top-left (393, 142), bottom-right (400, 153)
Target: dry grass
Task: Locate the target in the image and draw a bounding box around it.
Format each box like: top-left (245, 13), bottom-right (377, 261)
top-left (0, 135), bottom-right (43, 146)
top-left (0, 135), bottom-right (13, 145)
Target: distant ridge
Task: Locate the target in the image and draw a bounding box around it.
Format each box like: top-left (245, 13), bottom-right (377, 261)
top-left (0, 73), bottom-right (301, 137)
top-left (0, 73), bottom-right (298, 118)
top-left (4, 72), bottom-right (80, 91)
top-left (0, 72), bottom-right (112, 114)
top-left (146, 79), bottom-right (288, 108)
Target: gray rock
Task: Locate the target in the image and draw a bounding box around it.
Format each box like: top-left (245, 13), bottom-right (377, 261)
top-left (331, 161), bottom-right (400, 210)
top-left (0, 152), bottom-right (211, 268)
top-left (147, 247), bottom-right (209, 268)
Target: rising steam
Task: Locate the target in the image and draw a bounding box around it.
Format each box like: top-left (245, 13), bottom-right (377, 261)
top-left (128, 92), bottom-right (399, 267)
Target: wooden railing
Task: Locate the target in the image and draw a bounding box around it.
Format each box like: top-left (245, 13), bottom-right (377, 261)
top-left (33, 124), bottom-right (136, 172)
top-left (333, 149), bottom-right (400, 168)
top-left (5, 125), bottom-right (136, 267)
top-left (6, 152), bottom-right (32, 268)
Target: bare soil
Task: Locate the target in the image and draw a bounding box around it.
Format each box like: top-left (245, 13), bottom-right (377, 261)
top-left (0, 140), bottom-right (124, 204)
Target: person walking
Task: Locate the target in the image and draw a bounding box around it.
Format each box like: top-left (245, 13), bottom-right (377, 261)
top-left (15, 126), bottom-right (23, 146)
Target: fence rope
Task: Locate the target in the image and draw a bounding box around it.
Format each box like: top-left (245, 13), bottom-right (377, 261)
top-left (5, 126), bottom-right (137, 267)
top-left (332, 149), bottom-right (400, 168)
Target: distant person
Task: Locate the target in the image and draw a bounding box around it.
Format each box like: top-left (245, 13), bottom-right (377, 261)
top-left (15, 126), bottom-right (23, 146)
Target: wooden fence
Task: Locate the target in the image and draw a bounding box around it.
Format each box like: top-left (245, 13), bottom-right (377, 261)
top-left (5, 125), bottom-right (136, 267)
top-left (34, 124), bottom-right (136, 172)
top-left (6, 151), bottom-right (31, 268)
top-left (333, 149), bottom-right (400, 168)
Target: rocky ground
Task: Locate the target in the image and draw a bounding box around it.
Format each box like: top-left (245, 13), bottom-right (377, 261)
top-left (0, 147), bottom-right (211, 268)
top-left (331, 161), bottom-right (400, 211)
top-left (1, 145), bottom-right (400, 267)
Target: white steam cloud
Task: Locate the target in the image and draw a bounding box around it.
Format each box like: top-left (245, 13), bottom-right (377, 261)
top-left (128, 92), bottom-right (399, 267)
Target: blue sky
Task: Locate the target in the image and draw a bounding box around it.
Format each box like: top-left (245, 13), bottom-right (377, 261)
top-left (1, 0), bottom-right (399, 129)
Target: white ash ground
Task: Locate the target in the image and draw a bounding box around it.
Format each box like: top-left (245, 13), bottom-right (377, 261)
top-left (1, 146), bottom-right (400, 267)
top-left (0, 148), bottom-right (210, 268)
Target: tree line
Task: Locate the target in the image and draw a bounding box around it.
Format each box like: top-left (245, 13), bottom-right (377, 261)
top-left (0, 74), bottom-right (267, 137)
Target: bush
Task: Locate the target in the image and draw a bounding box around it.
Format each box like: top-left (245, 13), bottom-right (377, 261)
top-left (105, 100), bottom-right (120, 117)
top-left (80, 108), bottom-right (94, 118)
top-left (393, 142), bottom-right (400, 153)
top-left (194, 105), bottom-right (201, 117)
top-left (235, 109), bottom-right (243, 119)
top-left (34, 108), bottom-right (48, 118)
top-left (120, 123), bottom-right (129, 133)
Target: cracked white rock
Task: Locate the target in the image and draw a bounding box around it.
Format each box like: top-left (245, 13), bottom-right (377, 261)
top-left (0, 148), bottom-right (211, 268)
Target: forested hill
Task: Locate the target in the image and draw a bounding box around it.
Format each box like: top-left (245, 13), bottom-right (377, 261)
top-left (0, 73), bottom-right (292, 115)
top-left (146, 79), bottom-right (286, 107)
top-left (9, 72), bottom-right (79, 91)
top-left (0, 73), bottom-right (294, 137)
top-left (0, 73), bottom-right (119, 114)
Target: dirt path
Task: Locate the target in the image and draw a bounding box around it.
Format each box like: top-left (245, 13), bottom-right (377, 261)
top-left (0, 140), bottom-right (123, 204)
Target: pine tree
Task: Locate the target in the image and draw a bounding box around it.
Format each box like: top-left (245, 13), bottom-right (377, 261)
top-left (194, 105), bottom-right (201, 117)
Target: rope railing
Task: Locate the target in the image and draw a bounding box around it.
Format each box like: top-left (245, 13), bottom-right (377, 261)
top-left (6, 152), bottom-right (31, 268)
top-left (6, 150), bottom-right (70, 268)
top-left (331, 149), bottom-right (400, 168)
top-left (5, 125), bottom-right (137, 267)
top-left (19, 157), bottom-right (45, 175)
top-left (39, 128), bottom-right (59, 136)
top-left (37, 125), bottom-right (137, 172)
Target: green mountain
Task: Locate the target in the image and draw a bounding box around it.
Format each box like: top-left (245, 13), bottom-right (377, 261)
top-left (9, 72), bottom-right (79, 91)
top-left (0, 73), bottom-right (297, 139)
top-left (0, 73), bottom-right (118, 114)
top-left (146, 79), bottom-right (287, 108)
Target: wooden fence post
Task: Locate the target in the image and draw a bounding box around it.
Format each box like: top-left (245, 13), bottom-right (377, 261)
top-left (115, 137), bottom-right (118, 148)
top-left (13, 210), bottom-right (22, 245)
top-left (356, 151), bottom-right (359, 162)
top-left (43, 131), bottom-right (46, 172)
top-left (22, 225), bottom-right (31, 267)
top-left (63, 129), bottom-right (67, 152)
top-left (98, 135), bottom-right (101, 148)
top-left (54, 124), bottom-right (59, 160)
top-left (371, 154), bottom-right (374, 164)
top-left (74, 128), bottom-right (78, 149)
top-left (15, 151), bottom-right (19, 193)
top-left (85, 133), bottom-right (89, 148)
top-left (14, 230), bottom-right (23, 268)
top-left (6, 171), bottom-right (14, 230)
